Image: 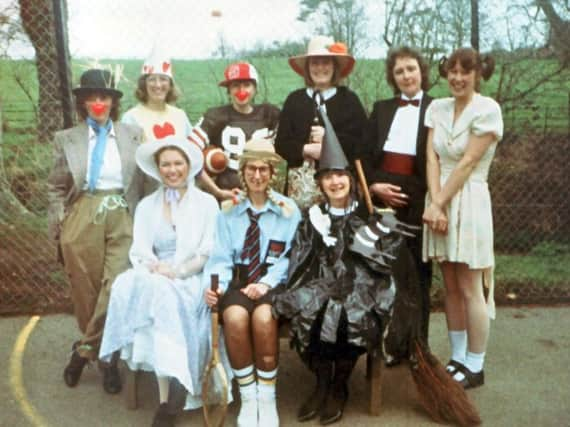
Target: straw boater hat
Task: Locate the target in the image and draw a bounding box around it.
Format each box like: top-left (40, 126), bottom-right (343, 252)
top-left (141, 47), bottom-right (173, 78)
top-left (135, 136), bottom-right (204, 183)
top-left (72, 69), bottom-right (123, 99)
top-left (223, 138), bottom-right (293, 216)
top-left (288, 35), bottom-right (355, 79)
top-left (238, 138), bottom-right (283, 169)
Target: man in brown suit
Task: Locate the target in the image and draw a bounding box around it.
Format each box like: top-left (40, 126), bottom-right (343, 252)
top-left (48, 68), bottom-right (144, 393)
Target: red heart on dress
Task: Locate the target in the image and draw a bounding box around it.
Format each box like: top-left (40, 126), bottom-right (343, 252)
top-left (153, 122), bottom-right (175, 139)
top-left (162, 62), bottom-right (171, 73)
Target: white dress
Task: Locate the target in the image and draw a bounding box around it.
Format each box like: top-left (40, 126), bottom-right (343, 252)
top-left (100, 187), bottom-right (232, 409)
top-left (422, 94), bottom-right (503, 317)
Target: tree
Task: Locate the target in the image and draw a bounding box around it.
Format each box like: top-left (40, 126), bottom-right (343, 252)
top-left (535, 0), bottom-right (570, 64)
top-left (297, 0), bottom-right (368, 55)
top-left (382, 0), bottom-right (471, 56)
top-left (19, 0), bottom-right (71, 144)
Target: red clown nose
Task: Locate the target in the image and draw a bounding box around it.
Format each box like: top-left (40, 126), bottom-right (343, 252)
top-left (90, 102), bottom-right (108, 116)
top-left (234, 90), bottom-right (250, 102)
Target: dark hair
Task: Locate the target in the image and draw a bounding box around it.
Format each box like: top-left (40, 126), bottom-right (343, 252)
top-left (226, 79), bottom-right (257, 103)
top-left (153, 146), bottom-right (189, 167)
top-left (438, 48), bottom-right (495, 91)
top-left (135, 74), bottom-right (179, 104)
top-left (386, 46), bottom-right (430, 94)
top-left (75, 91), bottom-right (120, 121)
top-left (317, 168), bottom-right (358, 208)
top-left (303, 56), bottom-right (342, 88)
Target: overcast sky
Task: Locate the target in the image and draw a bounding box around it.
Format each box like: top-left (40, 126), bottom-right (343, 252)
top-left (1, 0), bottom-right (550, 60)
top-left (3, 0), bottom-right (384, 59)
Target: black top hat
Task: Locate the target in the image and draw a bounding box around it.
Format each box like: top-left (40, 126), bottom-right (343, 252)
top-left (315, 105), bottom-right (350, 179)
top-left (72, 69), bottom-right (123, 98)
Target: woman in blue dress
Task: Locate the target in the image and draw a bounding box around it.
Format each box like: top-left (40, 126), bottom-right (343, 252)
top-left (100, 137), bottom-right (229, 427)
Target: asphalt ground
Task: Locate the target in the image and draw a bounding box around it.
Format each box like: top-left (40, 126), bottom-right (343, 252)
top-left (1, 307), bottom-right (569, 427)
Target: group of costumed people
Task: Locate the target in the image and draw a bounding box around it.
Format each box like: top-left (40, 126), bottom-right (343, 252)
top-left (48, 33), bottom-right (503, 427)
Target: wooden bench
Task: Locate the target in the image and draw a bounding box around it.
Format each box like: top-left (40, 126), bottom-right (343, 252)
top-left (124, 322), bottom-right (383, 415)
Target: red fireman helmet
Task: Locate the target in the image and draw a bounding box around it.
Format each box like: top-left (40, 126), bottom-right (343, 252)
top-left (218, 62), bottom-right (258, 87)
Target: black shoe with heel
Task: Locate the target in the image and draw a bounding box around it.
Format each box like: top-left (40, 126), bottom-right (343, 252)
top-left (298, 359), bottom-right (333, 422)
top-left (319, 357), bottom-right (357, 425)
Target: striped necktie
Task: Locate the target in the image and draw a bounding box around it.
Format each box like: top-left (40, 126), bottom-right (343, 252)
top-left (242, 208), bottom-right (262, 284)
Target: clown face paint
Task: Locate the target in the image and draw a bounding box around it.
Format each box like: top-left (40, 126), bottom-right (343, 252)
top-left (85, 93), bottom-right (113, 125)
top-left (229, 80), bottom-right (256, 110)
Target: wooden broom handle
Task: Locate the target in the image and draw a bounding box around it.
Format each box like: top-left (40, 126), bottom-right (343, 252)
top-left (354, 159), bottom-right (374, 215)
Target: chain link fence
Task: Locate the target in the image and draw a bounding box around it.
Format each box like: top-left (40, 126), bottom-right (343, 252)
top-left (1, 0), bottom-right (569, 315)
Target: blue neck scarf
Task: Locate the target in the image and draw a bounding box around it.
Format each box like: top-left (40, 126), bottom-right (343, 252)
top-left (86, 117), bottom-right (112, 192)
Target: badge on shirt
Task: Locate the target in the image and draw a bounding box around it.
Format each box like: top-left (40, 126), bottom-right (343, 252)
top-left (265, 240), bottom-right (286, 265)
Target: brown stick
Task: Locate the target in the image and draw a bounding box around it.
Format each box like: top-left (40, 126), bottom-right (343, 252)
top-left (354, 159), bottom-right (374, 215)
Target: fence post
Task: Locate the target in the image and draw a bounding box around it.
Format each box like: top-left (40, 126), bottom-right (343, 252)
top-left (52, 0), bottom-right (74, 129)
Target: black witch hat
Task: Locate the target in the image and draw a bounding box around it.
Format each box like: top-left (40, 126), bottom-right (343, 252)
top-left (314, 104), bottom-right (350, 178)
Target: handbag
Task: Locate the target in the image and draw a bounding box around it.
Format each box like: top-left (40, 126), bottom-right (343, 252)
top-left (286, 158), bottom-right (324, 211)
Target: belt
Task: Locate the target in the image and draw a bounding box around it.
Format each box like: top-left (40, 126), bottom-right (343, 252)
top-left (381, 152), bottom-right (415, 176)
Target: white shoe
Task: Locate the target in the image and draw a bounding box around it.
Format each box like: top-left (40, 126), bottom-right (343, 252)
top-left (237, 396), bottom-right (258, 427)
top-left (258, 396), bottom-right (279, 427)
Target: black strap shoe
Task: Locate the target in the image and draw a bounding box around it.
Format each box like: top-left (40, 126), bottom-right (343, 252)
top-left (445, 359), bottom-right (464, 376)
top-left (455, 364), bottom-right (485, 390)
top-left (63, 341), bottom-right (88, 387)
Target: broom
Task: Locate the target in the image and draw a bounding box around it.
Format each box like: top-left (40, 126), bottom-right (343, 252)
top-left (354, 159), bottom-right (481, 426)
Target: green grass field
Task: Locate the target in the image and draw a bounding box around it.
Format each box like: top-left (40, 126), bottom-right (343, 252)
top-left (1, 57), bottom-right (568, 131)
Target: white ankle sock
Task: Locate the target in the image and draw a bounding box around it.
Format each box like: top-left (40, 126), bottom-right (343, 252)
top-left (257, 367), bottom-right (277, 399)
top-left (465, 351), bottom-right (485, 373)
top-left (448, 330), bottom-right (467, 367)
top-left (257, 368), bottom-right (279, 427)
top-left (234, 365), bottom-right (258, 427)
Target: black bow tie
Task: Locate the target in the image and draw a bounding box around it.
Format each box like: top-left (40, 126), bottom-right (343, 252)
top-left (398, 98), bottom-right (420, 107)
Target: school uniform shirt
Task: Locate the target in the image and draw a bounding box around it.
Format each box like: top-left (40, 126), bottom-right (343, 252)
top-left (203, 191), bottom-right (301, 292)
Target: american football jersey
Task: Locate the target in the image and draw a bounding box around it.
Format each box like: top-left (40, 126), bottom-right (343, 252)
top-left (190, 103), bottom-right (280, 172)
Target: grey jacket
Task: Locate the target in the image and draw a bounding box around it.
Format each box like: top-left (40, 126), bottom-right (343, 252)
top-left (47, 121), bottom-right (145, 240)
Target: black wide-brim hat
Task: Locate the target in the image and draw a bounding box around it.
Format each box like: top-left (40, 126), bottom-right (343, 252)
top-left (72, 69), bottom-right (123, 99)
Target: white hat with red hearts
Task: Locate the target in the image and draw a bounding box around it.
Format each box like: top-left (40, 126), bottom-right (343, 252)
top-left (141, 48), bottom-right (173, 78)
top-left (219, 62), bottom-right (258, 87)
